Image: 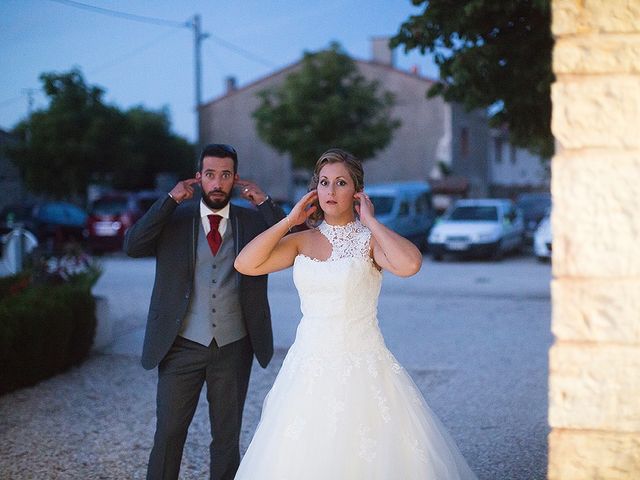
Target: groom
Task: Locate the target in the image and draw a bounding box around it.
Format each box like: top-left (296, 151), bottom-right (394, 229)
top-left (124, 143), bottom-right (284, 480)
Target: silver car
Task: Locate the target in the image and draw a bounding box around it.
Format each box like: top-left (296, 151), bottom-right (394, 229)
top-left (427, 199), bottom-right (525, 261)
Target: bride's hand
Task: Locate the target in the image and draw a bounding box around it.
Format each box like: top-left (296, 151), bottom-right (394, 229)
top-left (287, 190), bottom-right (318, 227)
top-left (354, 192), bottom-right (375, 228)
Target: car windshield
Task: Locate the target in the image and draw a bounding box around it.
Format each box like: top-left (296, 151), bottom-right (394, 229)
top-left (92, 198), bottom-right (128, 215)
top-left (448, 206), bottom-right (498, 221)
top-left (369, 195), bottom-right (394, 215)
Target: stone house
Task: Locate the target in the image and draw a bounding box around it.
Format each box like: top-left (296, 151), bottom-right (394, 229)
top-left (198, 38), bottom-right (547, 202)
top-left (488, 126), bottom-right (549, 198)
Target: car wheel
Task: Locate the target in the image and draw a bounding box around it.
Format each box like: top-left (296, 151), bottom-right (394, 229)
top-left (432, 252), bottom-right (443, 262)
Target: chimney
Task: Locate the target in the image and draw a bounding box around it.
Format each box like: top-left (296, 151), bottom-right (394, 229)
top-left (225, 76), bottom-right (237, 94)
top-left (370, 36), bottom-right (396, 67)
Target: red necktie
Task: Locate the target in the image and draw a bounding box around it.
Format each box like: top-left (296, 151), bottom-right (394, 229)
top-left (207, 214), bottom-right (222, 256)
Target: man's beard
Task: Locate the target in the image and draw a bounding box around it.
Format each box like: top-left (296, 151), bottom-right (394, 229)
top-left (202, 189), bottom-right (231, 210)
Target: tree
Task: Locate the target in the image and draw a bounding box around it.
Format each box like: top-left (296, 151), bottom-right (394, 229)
top-left (10, 69), bottom-right (193, 198)
top-left (253, 42), bottom-right (401, 170)
top-left (10, 69), bottom-right (126, 199)
top-left (391, 0), bottom-right (554, 158)
top-left (113, 106), bottom-right (194, 191)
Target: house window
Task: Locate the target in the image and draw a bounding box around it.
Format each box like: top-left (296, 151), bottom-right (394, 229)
top-left (494, 138), bottom-right (503, 163)
top-left (510, 145), bottom-right (517, 164)
top-left (460, 127), bottom-right (469, 158)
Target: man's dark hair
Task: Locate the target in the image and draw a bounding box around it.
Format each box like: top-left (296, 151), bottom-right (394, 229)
top-left (198, 144), bottom-right (238, 173)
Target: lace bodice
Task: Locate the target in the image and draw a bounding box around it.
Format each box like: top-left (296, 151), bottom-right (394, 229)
top-left (292, 219), bottom-right (382, 354)
top-left (317, 220), bottom-right (371, 262)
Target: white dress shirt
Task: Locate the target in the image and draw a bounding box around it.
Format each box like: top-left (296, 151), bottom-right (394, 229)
top-left (200, 200), bottom-right (230, 238)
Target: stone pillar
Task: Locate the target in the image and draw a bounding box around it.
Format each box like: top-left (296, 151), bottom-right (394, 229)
top-left (549, 1), bottom-right (640, 478)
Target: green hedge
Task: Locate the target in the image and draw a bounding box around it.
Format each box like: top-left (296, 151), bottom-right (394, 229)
top-left (0, 277), bottom-right (97, 396)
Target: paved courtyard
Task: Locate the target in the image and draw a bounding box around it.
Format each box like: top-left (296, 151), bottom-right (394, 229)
top-left (0, 254), bottom-right (552, 479)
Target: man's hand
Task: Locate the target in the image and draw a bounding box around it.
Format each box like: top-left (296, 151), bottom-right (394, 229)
top-left (169, 178), bottom-right (200, 204)
top-left (236, 179), bottom-right (267, 205)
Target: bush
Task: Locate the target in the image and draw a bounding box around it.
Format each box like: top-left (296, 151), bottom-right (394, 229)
top-left (0, 247), bottom-right (101, 395)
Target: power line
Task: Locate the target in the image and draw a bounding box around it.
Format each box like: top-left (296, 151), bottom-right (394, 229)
top-left (26, 0), bottom-right (277, 144)
top-left (46, 0), bottom-right (189, 29)
top-left (0, 28), bottom-right (182, 112)
top-left (47, 0), bottom-right (276, 68)
top-left (88, 28), bottom-right (184, 76)
top-left (207, 33), bottom-right (276, 68)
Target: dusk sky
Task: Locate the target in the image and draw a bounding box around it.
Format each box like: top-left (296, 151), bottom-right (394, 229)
top-left (0, 0), bottom-right (438, 143)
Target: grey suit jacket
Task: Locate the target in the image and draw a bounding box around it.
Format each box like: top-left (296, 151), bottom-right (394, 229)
top-left (124, 194), bottom-right (284, 370)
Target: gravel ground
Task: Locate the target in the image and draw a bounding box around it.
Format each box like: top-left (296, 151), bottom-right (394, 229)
top-left (1, 255), bottom-right (551, 479)
top-left (0, 350), bottom-right (285, 480)
top-left (0, 348), bottom-right (469, 479)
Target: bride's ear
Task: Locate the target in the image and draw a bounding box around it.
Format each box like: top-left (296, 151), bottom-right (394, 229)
top-left (353, 196), bottom-right (360, 217)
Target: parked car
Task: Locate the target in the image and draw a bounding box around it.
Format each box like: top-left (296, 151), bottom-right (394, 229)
top-left (516, 192), bottom-right (551, 244)
top-left (427, 198), bottom-right (525, 261)
top-left (365, 181), bottom-right (435, 251)
top-left (32, 201), bottom-right (88, 246)
top-left (533, 211), bottom-right (552, 261)
top-left (86, 191), bottom-right (163, 252)
top-left (0, 201), bottom-right (87, 250)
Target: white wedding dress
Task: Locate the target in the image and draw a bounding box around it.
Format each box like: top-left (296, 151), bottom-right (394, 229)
top-left (235, 220), bottom-right (477, 479)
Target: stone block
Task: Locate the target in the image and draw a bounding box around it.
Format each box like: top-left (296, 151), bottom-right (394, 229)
top-left (553, 0), bottom-right (640, 35)
top-left (549, 343), bottom-right (640, 431)
top-left (554, 35), bottom-right (640, 74)
top-left (552, 77), bottom-right (640, 150)
top-left (548, 429), bottom-right (640, 479)
top-left (551, 150), bottom-right (640, 277)
top-left (552, 279), bottom-right (640, 343)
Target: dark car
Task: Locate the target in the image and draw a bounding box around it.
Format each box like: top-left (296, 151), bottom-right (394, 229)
top-left (86, 191), bottom-right (163, 252)
top-left (1, 202), bottom-right (87, 251)
top-left (516, 192), bottom-right (551, 243)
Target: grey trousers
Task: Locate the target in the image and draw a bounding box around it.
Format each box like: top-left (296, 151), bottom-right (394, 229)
top-left (146, 335), bottom-right (253, 480)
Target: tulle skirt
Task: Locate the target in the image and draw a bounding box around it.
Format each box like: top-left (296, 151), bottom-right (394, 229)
top-left (235, 329), bottom-right (477, 480)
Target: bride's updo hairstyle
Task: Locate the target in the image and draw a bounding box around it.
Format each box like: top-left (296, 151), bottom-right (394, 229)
top-left (306, 148), bottom-right (364, 228)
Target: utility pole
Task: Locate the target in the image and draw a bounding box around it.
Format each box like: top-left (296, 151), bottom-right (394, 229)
top-left (22, 88), bottom-right (35, 116)
top-left (191, 14), bottom-right (209, 155)
top-left (21, 88), bottom-right (37, 142)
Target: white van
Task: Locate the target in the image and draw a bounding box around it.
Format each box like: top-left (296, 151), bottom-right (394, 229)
top-left (364, 181), bottom-right (435, 251)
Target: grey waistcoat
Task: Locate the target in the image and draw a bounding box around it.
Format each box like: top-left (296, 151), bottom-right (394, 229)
top-left (178, 222), bottom-right (247, 347)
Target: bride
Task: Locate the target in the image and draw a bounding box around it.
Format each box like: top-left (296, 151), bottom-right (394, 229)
top-left (234, 148), bottom-right (476, 479)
